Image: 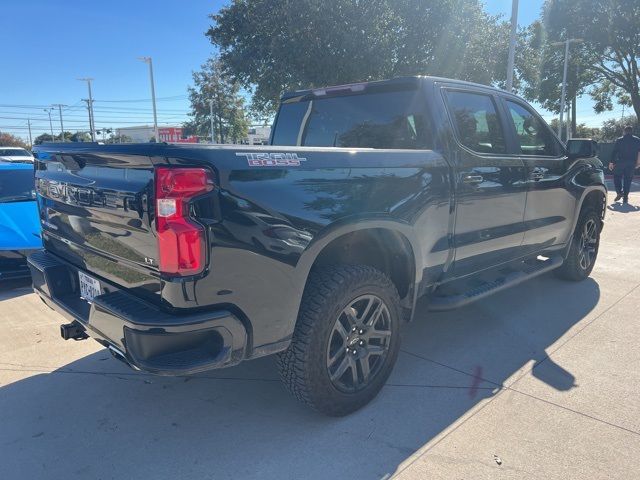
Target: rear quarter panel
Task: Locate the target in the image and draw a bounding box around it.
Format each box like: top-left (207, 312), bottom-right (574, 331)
top-left (162, 145), bottom-right (452, 353)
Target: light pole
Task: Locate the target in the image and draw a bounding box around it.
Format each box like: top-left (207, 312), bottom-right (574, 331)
top-left (43, 108), bottom-right (54, 139)
top-left (551, 38), bottom-right (583, 141)
top-left (138, 56), bottom-right (159, 142)
top-left (506, 0), bottom-right (519, 92)
top-left (27, 119), bottom-right (33, 147)
top-left (209, 99), bottom-right (215, 143)
top-left (51, 104), bottom-right (67, 141)
top-left (78, 78), bottom-right (96, 141)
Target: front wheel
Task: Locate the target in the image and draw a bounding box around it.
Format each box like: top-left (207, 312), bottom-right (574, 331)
top-left (277, 265), bottom-right (401, 416)
top-left (555, 207), bottom-right (601, 281)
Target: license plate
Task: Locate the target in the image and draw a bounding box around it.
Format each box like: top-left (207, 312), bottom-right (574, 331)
top-left (78, 271), bottom-right (101, 303)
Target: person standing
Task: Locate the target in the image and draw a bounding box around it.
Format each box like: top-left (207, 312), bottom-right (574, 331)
top-left (609, 125), bottom-right (640, 204)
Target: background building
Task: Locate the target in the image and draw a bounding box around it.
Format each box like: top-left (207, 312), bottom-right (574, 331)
top-left (115, 125), bottom-right (155, 142)
top-left (158, 127), bottom-right (198, 143)
top-left (243, 126), bottom-right (271, 145)
top-left (115, 125), bottom-right (198, 143)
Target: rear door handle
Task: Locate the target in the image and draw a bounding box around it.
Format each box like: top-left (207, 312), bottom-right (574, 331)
top-left (462, 175), bottom-right (484, 185)
top-left (530, 171), bottom-right (545, 181)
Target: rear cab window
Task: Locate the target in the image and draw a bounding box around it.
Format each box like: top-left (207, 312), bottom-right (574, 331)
top-left (271, 85), bottom-right (433, 150)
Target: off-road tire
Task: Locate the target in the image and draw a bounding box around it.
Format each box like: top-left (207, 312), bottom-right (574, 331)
top-left (555, 207), bottom-right (601, 281)
top-left (277, 265), bottom-right (401, 416)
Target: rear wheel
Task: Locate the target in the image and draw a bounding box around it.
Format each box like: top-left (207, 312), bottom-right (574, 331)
top-left (277, 265), bottom-right (401, 416)
top-left (555, 207), bottom-right (601, 281)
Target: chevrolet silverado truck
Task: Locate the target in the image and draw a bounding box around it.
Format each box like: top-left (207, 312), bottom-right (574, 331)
top-left (29, 76), bottom-right (606, 416)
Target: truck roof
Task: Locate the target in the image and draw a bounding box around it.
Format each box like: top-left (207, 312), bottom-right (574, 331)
top-left (280, 75), bottom-right (507, 102)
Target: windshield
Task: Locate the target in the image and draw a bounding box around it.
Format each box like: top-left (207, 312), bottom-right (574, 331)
top-left (0, 168), bottom-right (36, 202)
top-left (0, 148), bottom-right (31, 157)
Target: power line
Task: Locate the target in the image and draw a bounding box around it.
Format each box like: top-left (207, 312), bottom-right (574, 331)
top-left (94, 94), bottom-right (187, 103)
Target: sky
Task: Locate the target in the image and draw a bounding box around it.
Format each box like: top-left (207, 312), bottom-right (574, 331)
top-left (0, 0), bottom-right (625, 142)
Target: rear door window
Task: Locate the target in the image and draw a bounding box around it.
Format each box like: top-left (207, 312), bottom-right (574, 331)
top-left (445, 90), bottom-right (507, 154)
top-left (272, 89), bottom-right (432, 150)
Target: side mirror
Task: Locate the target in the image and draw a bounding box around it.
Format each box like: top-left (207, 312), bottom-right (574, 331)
top-left (566, 138), bottom-right (598, 158)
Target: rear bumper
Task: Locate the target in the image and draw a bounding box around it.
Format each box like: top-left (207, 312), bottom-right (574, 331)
top-left (28, 250), bottom-right (248, 375)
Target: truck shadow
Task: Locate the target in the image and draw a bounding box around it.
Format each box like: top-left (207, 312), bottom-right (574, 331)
top-left (0, 275), bottom-right (599, 480)
top-left (0, 279), bottom-right (33, 301)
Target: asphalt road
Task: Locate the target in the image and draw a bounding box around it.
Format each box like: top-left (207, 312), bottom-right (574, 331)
top-left (1, 188), bottom-right (639, 480)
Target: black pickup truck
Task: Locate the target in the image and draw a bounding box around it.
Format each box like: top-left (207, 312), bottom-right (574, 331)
top-left (29, 76), bottom-right (606, 415)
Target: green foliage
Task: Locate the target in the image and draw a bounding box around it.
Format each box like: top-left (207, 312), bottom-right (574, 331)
top-left (549, 118), bottom-right (601, 140)
top-left (33, 133), bottom-right (55, 145)
top-left (184, 57), bottom-right (249, 143)
top-left (70, 131), bottom-right (91, 142)
top-left (34, 131), bottom-right (93, 144)
top-left (0, 133), bottom-right (29, 148)
top-left (598, 115), bottom-right (638, 142)
top-left (208, 0), bottom-right (511, 113)
top-left (518, 20), bottom-right (595, 113)
top-left (105, 134), bottom-right (133, 144)
top-left (34, 132), bottom-right (72, 143)
top-left (521, 0), bottom-right (640, 121)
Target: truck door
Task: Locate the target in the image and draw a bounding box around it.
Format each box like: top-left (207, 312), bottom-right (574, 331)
top-left (442, 89), bottom-right (528, 276)
top-left (500, 98), bottom-right (575, 253)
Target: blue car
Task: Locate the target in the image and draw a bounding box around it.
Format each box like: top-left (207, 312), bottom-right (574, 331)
top-left (0, 162), bottom-right (41, 281)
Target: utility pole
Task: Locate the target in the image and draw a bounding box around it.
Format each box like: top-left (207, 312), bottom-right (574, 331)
top-left (43, 108), bottom-right (54, 139)
top-left (82, 99), bottom-right (94, 139)
top-left (78, 78), bottom-right (96, 141)
top-left (138, 57), bottom-right (159, 142)
top-left (505, 0), bottom-right (519, 92)
top-left (27, 119), bottom-right (33, 147)
top-left (51, 104), bottom-right (67, 141)
top-left (209, 99), bottom-right (215, 143)
top-left (551, 38), bottom-right (583, 141)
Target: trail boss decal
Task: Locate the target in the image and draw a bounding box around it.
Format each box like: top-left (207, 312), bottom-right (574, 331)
top-left (236, 152), bottom-right (307, 167)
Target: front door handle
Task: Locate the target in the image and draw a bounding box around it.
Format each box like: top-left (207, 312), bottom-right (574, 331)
top-left (462, 175), bottom-right (484, 185)
top-left (529, 171), bottom-right (545, 181)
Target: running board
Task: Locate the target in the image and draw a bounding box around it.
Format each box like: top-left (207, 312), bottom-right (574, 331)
top-left (428, 255), bottom-right (564, 312)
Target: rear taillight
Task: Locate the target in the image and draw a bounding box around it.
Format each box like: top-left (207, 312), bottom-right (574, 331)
top-left (155, 167), bottom-right (214, 276)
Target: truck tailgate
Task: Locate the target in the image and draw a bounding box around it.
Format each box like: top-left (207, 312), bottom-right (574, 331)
top-left (34, 149), bottom-right (160, 303)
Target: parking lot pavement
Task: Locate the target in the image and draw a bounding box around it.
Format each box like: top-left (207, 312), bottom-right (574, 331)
top-left (1, 190), bottom-right (639, 480)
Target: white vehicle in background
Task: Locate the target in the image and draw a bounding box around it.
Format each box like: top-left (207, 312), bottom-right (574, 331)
top-left (0, 147), bottom-right (34, 163)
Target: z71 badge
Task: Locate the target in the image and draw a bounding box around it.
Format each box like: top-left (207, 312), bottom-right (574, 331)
top-left (236, 152), bottom-right (307, 167)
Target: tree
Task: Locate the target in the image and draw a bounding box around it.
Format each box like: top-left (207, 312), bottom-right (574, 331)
top-left (549, 119), bottom-right (601, 140)
top-left (70, 131), bottom-right (91, 142)
top-left (105, 134), bottom-right (133, 144)
top-left (207, 0), bottom-right (510, 113)
top-left (34, 133), bottom-right (55, 145)
top-left (0, 133), bottom-right (29, 148)
top-left (599, 115), bottom-right (638, 142)
top-left (518, 19), bottom-right (596, 137)
top-left (524, 1), bottom-right (640, 127)
top-left (184, 57), bottom-right (249, 143)
top-left (34, 131), bottom-right (92, 144)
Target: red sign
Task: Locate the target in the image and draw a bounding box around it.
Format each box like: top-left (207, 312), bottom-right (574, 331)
top-left (158, 127), bottom-right (198, 143)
